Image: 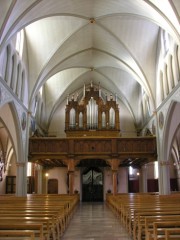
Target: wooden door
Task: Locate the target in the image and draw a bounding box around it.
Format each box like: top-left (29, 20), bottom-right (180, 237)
top-left (48, 179), bottom-right (58, 194)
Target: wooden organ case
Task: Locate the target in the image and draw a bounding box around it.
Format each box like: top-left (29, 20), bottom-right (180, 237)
top-left (65, 83), bottom-right (120, 137)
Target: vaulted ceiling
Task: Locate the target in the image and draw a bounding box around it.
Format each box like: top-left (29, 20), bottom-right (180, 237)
top-left (0, 0), bottom-right (180, 130)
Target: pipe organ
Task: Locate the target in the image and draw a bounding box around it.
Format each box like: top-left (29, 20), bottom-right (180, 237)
top-left (65, 83), bottom-right (120, 137)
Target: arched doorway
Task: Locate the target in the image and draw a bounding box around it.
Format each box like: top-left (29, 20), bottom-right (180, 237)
top-left (82, 167), bottom-right (103, 202)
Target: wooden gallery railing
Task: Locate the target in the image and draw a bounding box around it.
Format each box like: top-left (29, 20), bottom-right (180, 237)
top-left (29, 136), bottom-right (157, 194)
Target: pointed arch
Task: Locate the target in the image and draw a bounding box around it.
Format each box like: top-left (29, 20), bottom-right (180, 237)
top-left (163, 101), bottom-right (180, 161)
top-left (0, 101), bottom-right (24, 165)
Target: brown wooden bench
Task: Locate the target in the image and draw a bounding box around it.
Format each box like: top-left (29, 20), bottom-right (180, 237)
top-left (0, 223), bottom-right (43, 240)
top-left (164, 228), bottom-right (180, 240)
top-left (147, 221), bottom-right (180, 240)
top-left (145, 215), bottom-right (180, 239)
top-left (0, 194), bottom-right (80, 239)
top-left (133, 209), bottom-right (180, 240)
top-left (0, 230), bottom-right (35, 240)
top-left (106, 193), bottom-right (180, 240)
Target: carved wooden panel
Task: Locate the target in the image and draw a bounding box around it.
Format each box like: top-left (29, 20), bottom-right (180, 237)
top-left (117, 138), bottom-right (156, 153)
top-left (29, 139), bottom-right (68, 153)
top-left (29, 137), bottom-right (157, 168)
top-left (74, 140), bottom-right (111, 153)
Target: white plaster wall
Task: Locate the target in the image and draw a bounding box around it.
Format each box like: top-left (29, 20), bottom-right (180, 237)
top-left (117, 168), bottom-right (128, 193)
top-left (103, 168), bottom-right (128, 199)
top-left (104, 168), bottom-right (113, 196)
top-left (74, 168), bottom-right (81, 193)
top-left (42, 165), bottom-right (176, 198)
top-left (45, 167), bottom-right (129, 199)
top-left (48, 100), bottom-right (66, 137)
top-left (8, 155), bottom-right (17, 176)
top-left (147, 163), bottom-right (155, 179)
top-left (119, 104), bottom-right (137, 137)
top-left (146, 162), bottom-right (176, 179)
top-left (47, 167), bottom-right (68, 194)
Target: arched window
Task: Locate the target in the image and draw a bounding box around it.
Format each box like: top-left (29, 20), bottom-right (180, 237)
top-left (39, 102), bottom-right (43, 124)
top-left (16, 63), bottom-right (22, 97)
top-left (27, 162), bottom-right (32, 176)
top-left (162, 30), bottom-right (169, 57)
top-left (69, 108), bottom-right (76, 129)
top-left (5, 44), bottom-right (13, 85)
top-left (33, 95), bottom-right (38, 117)
top-left (160, 71), bottom-right (164, 101)
top-left (20, 70), bottom-right (25, 102)
top-left (16, 29), bottom-right (24, 57)
top-left (146, 96), bottom-right (151, 117)
top-left (10, 54), bottom-right (16, 89)
top-left (154, 161), bottom-right (159, 179)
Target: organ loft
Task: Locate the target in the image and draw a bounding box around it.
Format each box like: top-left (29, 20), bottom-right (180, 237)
top-left (65, 82), bottom-right (120, 137)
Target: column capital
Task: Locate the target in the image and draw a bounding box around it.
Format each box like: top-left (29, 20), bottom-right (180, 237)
top-left (16, 162), bottom-right (25, 167)
top-left (107, 158), bottom-right (119, 171)
top-left (67, 158), bottom-right (75, 172)
top-left (159, 160), bottom-right (171, 166)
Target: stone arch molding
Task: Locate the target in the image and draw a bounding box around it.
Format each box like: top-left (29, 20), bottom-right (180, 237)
top-left (0, 84), bottom-right (25, 165)
top-left (163, 101), bottom-right (180, 161)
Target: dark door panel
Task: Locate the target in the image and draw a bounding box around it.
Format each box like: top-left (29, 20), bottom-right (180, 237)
top-left (82, 168), bottom-right (103, 202)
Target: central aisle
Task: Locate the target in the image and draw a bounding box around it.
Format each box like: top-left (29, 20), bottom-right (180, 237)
top-left (62, 202), bottom-right (132, 240)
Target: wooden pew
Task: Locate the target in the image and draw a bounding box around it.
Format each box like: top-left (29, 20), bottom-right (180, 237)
top-left (0, 230), bottom-right (35, 240)
top-left (106, 193), bottom-right (180, 240)
top-left (148, 221), bottom-right (180, 240)
top-left (0, 223), bottom-right (43, 240)
top-left (133, 209), bottom-right (180, 240)
top-left (0, 208), bottom-right (64, 238)
top-left (0, 194), bottom-right (79, 240)
top-left (0, 194), bottom-right (79, 235)
top-left (145, 215), bottom-right (180, 239)
top-left (165, 228), bottom-right (180, 240)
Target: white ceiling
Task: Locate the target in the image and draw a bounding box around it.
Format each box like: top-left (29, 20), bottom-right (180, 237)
top-left (0, 0), bottom-right (179, 130)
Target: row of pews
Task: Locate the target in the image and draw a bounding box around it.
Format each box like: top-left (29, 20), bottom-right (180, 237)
top-left (106, 192), bottom-right (180, 240)
top-left (0, 193), bottom-right (80, 240)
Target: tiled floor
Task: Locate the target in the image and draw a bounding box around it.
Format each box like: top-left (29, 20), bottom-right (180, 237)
top-left (62, 202), bottom-right (133, 240)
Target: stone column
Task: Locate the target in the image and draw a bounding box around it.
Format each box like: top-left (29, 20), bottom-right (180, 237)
top-left (154, 110), bottom-right (170, 195)
top-left (35, 164), bottom-right (43, 194)
top-left (159, 160), bottom-right (171, 195)
top-left (16, 162), bottom-right (27, 196)
top-left (139, 165), bottom-right (147, 193)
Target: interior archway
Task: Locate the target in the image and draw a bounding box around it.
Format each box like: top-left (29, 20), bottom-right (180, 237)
top-left (78, 159), bottom-right (109, 202)
top-left (0, 102), bottom-right (24, 194)
top-left (163, 101), bottom-right (180, 191)
top-left (82, 167), bottom-right (103, 202)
